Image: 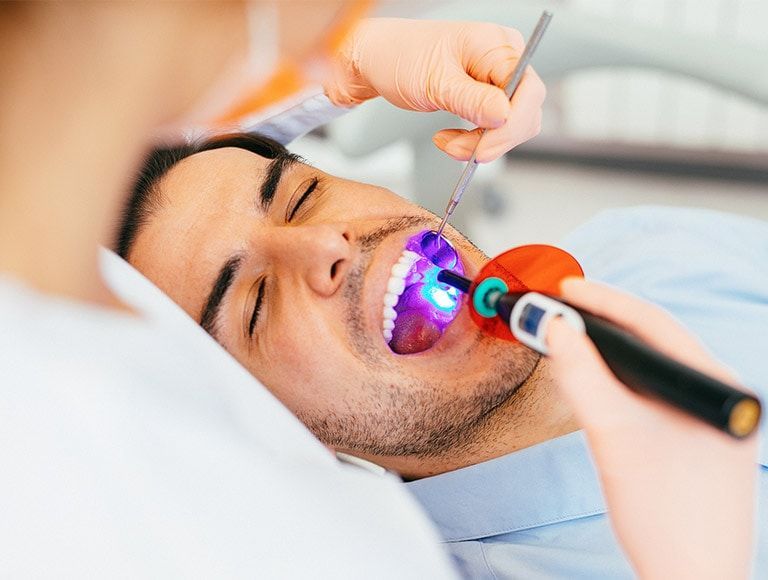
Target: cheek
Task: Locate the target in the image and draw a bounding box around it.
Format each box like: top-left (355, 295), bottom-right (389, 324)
top-left (259, 319), bottom-right (363, 412)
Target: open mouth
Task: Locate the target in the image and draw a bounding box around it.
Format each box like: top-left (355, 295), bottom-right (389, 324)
top-left (382, 230), bottom-right (465, 355)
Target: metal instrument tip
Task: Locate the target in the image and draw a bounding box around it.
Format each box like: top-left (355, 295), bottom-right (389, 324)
top-left (434, 213), bottom-right (450, 241)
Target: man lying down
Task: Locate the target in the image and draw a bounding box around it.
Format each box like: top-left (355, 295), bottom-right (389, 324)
top-left (116, 133), bottom-right (767, 578)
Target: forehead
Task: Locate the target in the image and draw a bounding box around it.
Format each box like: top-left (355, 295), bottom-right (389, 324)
top-left (163, 147), bottom-right (272, 212)
top-left (130, 147), bottom-right (275, 318)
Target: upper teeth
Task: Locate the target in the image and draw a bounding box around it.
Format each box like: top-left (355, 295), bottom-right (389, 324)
top-left (382, 250), bottom-right (419, 342)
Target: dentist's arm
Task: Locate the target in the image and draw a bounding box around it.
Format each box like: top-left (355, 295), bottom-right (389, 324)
top-left (547, 278), bottom-right (757, 580)
top-left (324, 18), bottom-right (546, 163)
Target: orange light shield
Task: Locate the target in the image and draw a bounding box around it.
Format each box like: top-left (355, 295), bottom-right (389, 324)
top-left (469, 244), bottom-right (584, 342)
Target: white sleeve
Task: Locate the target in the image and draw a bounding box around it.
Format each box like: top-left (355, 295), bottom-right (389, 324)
top-left (90, 249), bottom-right (459, 578)
top-left (237, 86), bottom-right (352, 144)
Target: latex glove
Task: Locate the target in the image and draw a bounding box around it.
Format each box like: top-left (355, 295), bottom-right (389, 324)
top-left (324, 18), bottom-right (546, 163)
top-left (547, 278), bottom-right (758, 580)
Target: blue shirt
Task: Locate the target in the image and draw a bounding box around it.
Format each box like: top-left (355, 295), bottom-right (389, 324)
top-left (407, 207), bottom-right (768, 579)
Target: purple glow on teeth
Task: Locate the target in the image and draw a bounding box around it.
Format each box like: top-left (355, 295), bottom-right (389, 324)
top-left (387, 230), bottom-right (465, 354)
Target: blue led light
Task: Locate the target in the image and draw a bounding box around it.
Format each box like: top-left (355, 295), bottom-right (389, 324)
top-left (428, 286), bottom-right (457, 310)
top-left (418, 265), bottom-right (460, 313)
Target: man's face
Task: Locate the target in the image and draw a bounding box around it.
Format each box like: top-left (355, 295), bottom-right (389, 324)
top-left (130, 146), bottom-right (537, 458)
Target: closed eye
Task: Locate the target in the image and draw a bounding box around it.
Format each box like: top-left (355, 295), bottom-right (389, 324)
top-left (248, 278), bottom-right (266, 338)
top-left (287, 177), bottom-right (319, 222)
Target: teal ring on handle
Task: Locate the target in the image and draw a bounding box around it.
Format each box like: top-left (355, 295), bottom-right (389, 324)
top-left (473, 277), bottom-right (509, 318)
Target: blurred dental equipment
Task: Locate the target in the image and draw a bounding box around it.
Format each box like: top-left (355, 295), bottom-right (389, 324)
top-left (434, 10), bottom-right (552, 242)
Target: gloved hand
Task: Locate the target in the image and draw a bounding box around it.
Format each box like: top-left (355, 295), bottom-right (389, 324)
top-left (324, 18), bottom-right (546, 163)
top-left (547, 278), bottom-right (758, 580)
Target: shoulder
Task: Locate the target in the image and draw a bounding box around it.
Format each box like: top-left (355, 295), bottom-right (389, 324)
top-left (565, 205), bottom-right (768, 239)
top-left (561, 207), bottom-right (768, 312)
top-left (563, 206), bottom-right (768, 285)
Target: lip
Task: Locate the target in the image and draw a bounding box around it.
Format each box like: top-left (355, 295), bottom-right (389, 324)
top-left (362, 226), bottom-right (479, 358)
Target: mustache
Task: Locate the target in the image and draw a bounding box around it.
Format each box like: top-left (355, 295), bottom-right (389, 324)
top-left (356, 216), bottom-right (436, 254)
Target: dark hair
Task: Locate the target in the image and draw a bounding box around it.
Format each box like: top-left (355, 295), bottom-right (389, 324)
top-left (115, 133), bottom-right (291, 260)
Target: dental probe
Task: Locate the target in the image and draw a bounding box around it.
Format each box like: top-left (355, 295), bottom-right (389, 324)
top-left (434, 10), bottom-right (553, 242)
top-left (436, 269), bottom-right (762, 440)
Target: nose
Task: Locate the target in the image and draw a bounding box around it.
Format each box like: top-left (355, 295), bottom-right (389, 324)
top-left (274, 223), bottom-right (355, 297)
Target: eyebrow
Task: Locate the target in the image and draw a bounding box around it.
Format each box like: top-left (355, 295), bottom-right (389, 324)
top-left (200, 254), bottom-right (243, 340)
top-left (258, 153), bottom-right (300, 213)
top-left (199, 152), bottom-right (301, 340)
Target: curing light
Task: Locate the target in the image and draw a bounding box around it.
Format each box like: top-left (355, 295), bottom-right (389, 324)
top-left (419, 265), bottom-right (460, 312)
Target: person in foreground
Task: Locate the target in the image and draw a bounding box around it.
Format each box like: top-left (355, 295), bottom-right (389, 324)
top-left (0, 2), bottom-right (543, 577)
top-left (117, 133), bottom-right (764, 578)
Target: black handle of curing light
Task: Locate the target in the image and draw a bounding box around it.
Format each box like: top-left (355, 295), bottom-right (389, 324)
top-left (496, 293), bottom-right (761, 439)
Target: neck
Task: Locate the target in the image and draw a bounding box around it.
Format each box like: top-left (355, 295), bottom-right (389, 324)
top-left (0, 20), bottom-right (156, 306)
top-left (0, 108), bottom-right (148, 306)
top-left (364, 359), bottom-right (578, 480)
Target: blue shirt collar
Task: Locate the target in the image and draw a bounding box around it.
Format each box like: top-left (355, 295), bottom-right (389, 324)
top-left (405, 430), bottom-right (606, 542)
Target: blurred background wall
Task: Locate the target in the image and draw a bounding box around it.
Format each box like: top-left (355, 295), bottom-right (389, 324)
top-left (291, 0), bottom-right (768, 256)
